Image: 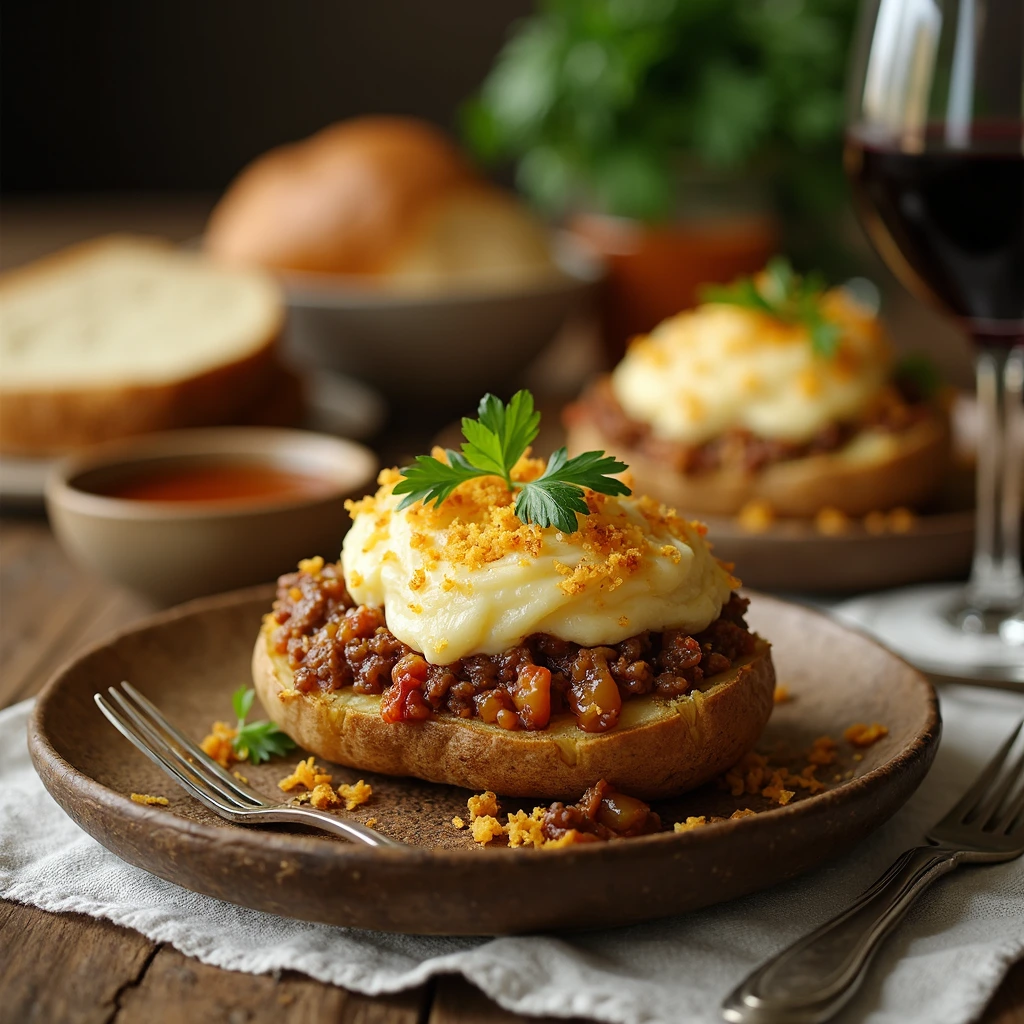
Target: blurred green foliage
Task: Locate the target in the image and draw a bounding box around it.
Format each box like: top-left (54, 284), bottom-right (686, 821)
top-left (464, 0), bottom-right (858, 222)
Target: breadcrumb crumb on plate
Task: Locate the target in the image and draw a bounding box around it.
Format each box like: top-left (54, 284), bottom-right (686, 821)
top-left (845, 722), bottom-right (889, 747)
top-left (338, 780), bottom-right (372, 811)
top-left (130, 793), bottom-right (169, 806)
top-left (471, 815), bottom-right (505, 845)
top-left (200, 721), bottom-right (237, 768)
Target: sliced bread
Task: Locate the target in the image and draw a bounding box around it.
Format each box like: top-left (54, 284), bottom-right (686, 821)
top-left (0, 236), bottom-right (284, 455)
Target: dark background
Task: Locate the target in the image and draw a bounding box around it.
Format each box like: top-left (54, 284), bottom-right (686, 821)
top-left (1, 0), bottom-right (528, 193)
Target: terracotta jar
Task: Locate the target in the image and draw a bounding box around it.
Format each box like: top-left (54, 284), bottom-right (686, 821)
top-left (568, 212), bottom-right (778, 365)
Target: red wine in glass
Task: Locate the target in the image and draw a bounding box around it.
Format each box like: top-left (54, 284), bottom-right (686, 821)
top-left (845, 124), bottom-right (1024, 347)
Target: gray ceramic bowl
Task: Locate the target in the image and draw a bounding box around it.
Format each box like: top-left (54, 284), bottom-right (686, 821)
top-left (280, 235), bottom-right (602, 406)
top-left (46, 428), bottom-right (378, 606)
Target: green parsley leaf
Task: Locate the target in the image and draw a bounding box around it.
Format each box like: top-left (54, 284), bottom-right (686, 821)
top-left (515, 479), bottom-right (592, 534)
top-left (464, 390), bottom-right (541, 483)
top-left (235, 720), bottom-right (297, 765)
top-left (392, 450), bottom-right (487, 510)
top-left (699, 257), bottom-right (843, 358)
top-left (229, 686), bottom-right (295, 765)
top-left (394, 392), bottom-right (631, 531)
top-left (232, 684), bottom-right (255, 722)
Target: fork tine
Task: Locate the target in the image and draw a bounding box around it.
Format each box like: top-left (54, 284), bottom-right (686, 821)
top-left (940, 719), bottom-right (1024, 827)
top-left (972, 737), bottom-right (1024, 830)
top-left (118, 682), bottom-right (265, 807)
top-left (105, 688), bottom-right (253, 811)
top-left (995, 778), bottom-right (1024, 835)
top-left (95, 694), bottom-right (241, 817)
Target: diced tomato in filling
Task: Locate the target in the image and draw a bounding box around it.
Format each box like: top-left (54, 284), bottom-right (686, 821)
top-left (271, 567), bottom-right (755, 734)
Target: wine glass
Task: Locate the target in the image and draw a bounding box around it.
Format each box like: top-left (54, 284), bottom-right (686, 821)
top-left (843, 0), bottom-right (1024, 679)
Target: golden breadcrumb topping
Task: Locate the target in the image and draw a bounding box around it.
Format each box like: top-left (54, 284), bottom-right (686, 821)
top-left (807, 736), bottom-right (839, 766)
top-left (674, 817), bottom-right (707, 832)
top-left (844, 722), bottom-right (890, 747)
top-left (737, 500), bottom-right (775, 534)
top-left (310, 783), bottom-right (340, 810)
top-left (471, 815), bottom-right (506, 845)
top-left (773, 685), bottom-right (792, 704)
top-left (466, 790), bottom-right (500, 820)
top-left (130, 793), bottom-right (169, 806)
top-left (201, 721), bottom-right (238, 768)
top-left (277, 757), bottom-right (373, 811)
top-left (278, 757), bottom-right (332, 792)
top-left (815, 507), bottom-right (851, 536)
top-left (338, 780), bottom-right (373, 811)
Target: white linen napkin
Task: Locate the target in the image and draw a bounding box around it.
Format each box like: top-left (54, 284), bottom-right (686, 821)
top-left (2, 686), bottom-right (1022, 1024)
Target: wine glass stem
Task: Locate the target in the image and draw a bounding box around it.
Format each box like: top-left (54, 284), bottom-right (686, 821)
top-left (965, 344), bottom-right (1024, 612)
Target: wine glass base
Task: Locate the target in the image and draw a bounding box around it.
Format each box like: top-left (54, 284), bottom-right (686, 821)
top-left (834, 583), bottom-right (1024, 688)
top-left (948, 603), bottom-right (1024, 645)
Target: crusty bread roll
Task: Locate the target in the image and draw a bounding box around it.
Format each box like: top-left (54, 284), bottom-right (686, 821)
top-left (205, 117), bottom-right (555, 291)
top-left (252, 614), bottom-right (775, 800)
top-left (567, 412), bottom-right (951, 518)
top-left (0, 236), bottom-right (284, 456)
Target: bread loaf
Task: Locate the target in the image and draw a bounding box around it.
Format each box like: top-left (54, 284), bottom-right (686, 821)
top-left (0, 236), bottom-right (284, 456)
top-left (204, 117), bottom-right (555, 291)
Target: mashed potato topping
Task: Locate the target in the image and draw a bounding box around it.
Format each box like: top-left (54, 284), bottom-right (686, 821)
top-left (342, 460), bottom-right (736, 664)
top-left (611, 291), bottom-right (890, 445)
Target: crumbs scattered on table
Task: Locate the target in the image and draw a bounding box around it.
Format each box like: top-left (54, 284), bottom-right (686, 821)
top-left (773, 684), bottom-right (792, 704)
top-left (844, 722), bottom-right (889, 747)
top-left (451, 816), bottom-right (466, 830)
top-left (364, 817), bottom-right (378, 828)
top-left (130, 793), bottom-right (169, 806)
top-left (201, 721), bottom-right (238, 768)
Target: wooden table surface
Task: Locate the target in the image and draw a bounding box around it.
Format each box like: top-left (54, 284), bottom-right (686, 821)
top-left (0, 199), bottom-right (1019, 1024)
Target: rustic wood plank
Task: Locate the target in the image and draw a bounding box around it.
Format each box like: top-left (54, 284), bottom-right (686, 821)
top-left (0, 901), bottom-right (156, 1024)
top-left (0, 521), bottom-right (100, 707)
top-left (429, 975), bottom-right (586, 1024)
top-left (112, 944), bottom-right (429, 1024)
top-left (0, 522), bottom-right (154, 707)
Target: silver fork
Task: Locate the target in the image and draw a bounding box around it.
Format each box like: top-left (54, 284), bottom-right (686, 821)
top-left (722, 719), bottom-right (1024, 1024)
top-left (95, 681), bottom-right (402, 848)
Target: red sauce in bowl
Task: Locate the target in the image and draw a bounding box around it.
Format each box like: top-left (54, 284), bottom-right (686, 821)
top-left (92, 462), bottom-right (336, 504)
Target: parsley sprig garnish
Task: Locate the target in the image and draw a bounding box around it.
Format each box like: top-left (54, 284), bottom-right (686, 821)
top-left (230, 686), bottom-right (296, 764)
top-left (392, 390), bottom-right (631, 534)
top-left (700, 256), bottom-right (843, 358)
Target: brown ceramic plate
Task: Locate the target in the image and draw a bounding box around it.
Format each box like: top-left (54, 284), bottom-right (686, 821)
top-left (701, 510), bottom-right (974, 593)
top-left (28, 588), bottom-right (939, 935)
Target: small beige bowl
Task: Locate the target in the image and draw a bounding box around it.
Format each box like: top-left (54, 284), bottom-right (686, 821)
top-left (45, 428), bottom-right (378, 606)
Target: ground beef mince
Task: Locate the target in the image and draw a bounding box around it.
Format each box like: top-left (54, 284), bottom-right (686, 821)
top-left (539, 779), bottom-right (661, 843)
top-left (568, 376), bottom-right (933, 475)
top-left (270, 565), bottom-right (757, 734)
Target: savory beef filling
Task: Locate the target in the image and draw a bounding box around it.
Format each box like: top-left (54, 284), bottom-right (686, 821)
top-left (568, 376), bottom-right (932, 475)
top-left (270, 563), bottom-right (757, 734)
top-left (542, 778), bottom-right (661, 842)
